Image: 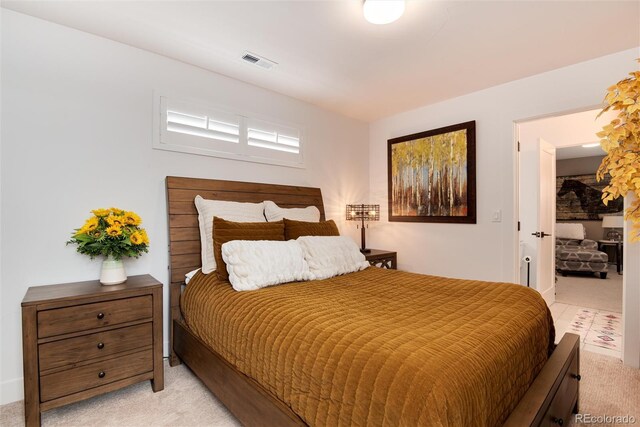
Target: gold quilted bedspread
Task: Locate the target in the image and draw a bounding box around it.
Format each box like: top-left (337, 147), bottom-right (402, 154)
top-left (181, 267), bottom-right (554, 427)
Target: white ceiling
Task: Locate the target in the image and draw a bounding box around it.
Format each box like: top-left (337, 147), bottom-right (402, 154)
top-left (2, 1), bottom-right (639, 122)
top-left (556, 144), bottom-right (605, 160)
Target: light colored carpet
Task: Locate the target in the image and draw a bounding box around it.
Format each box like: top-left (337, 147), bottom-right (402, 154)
top-left (556, 267), bottom-right (622, 313)
top-left (568, 351), bottom-right (640, 426)
top-left (1, 352), bottom-right (638, 426)
top-left (0, 361), bottom-right (240, 427)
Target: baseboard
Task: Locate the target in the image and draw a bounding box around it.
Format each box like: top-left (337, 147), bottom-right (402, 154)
top-left (1, 377), bottom-right (23, 405)
top-left (540, 286), bottom-right (556, 305)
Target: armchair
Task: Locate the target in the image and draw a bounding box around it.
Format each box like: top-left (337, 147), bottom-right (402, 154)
top-left (555, 224), bottom-right (608, 279)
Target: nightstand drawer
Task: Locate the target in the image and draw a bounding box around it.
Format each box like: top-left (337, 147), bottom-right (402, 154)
top-left (40, 349), bottom-right (152, 402)
top-left (37, 296), bottom-right (152, 338)
top-left (39, 323), bottom-right (153, 372)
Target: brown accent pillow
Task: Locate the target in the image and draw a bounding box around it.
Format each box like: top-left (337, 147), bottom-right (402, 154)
top-left (213, 217), bottom-right (285, 281)
top-left (284, 218), bottom-right (340, 240)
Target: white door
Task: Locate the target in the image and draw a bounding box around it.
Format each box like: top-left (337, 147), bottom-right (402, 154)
top-left (535, 138), bottom-right (556, 304)
top-left (519, 138), bottom-right (556, 303)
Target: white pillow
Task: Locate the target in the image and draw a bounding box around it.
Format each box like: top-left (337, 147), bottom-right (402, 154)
top-left (222, 240), bottom-right (310, 291)
top-left (185, 269), bottom-right (200, 285)
top-left (297, 236), bottom-right (369, 280)
top-left (194, 196), bottom-right (266, 274)
top-left (556, 223), bottom-right (585, 240)
top-left (264, 200), bottom-right (320, 222)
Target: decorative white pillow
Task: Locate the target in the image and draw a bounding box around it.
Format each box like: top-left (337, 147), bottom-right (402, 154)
top-left (264, 200), bottom-right (320, 222)
top-left (222, 240), bottom-right (310, 291)
top-left (185, 269), bottom-right (200, 285)
top-left (297, 236), bottom-right (369, 280)
top-left (194, 196), bottom-right (266, 274)
top-left (555, 223), bottom-right (585, 240)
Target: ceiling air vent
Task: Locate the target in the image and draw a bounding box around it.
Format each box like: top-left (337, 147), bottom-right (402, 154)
top-left (241, 51), bottom-right (277, 70)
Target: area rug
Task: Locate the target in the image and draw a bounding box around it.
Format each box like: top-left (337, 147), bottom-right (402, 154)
top-left (568, 308), bottom-right (622, 351)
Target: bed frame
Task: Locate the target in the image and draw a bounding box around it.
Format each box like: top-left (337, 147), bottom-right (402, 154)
top-left (166, 176), bottom-right (580, 427)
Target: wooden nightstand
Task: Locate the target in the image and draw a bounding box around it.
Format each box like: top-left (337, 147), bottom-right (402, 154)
top-left (21, 274), bottom-right (164, 427)
top-left (365, 249), bottom-right (397, 269)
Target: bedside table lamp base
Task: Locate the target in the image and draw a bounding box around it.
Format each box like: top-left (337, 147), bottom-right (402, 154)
top-left (360, 226), bottom-right (371, 253)
top-left (606, 230), bottom-right (622, 241)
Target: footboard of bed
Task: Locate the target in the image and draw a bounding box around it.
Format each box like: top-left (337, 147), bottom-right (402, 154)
top-left (173, 320), bottom-right (306, 427)
top-left (504, 333), bottom-right (580, 427)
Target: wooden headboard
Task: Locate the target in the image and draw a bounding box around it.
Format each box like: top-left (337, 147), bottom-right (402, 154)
top-left (165, 176), bottom-right (325, 364)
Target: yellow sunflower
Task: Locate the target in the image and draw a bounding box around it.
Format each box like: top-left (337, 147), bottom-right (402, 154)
top-left (123, 211), bottom-right (141, 226)
top-left (106, 225), bottom-right (122, 237)
top-left (83, 217), bottom-right (99, 232)
top-left (130, 231), bottom-right (144, 245)
top-left (106, 215), bottom-right (125, 227)
top-left (91, 208), bottom-right (110, 217)
top-left (140, 229), bottom-right (150, 245)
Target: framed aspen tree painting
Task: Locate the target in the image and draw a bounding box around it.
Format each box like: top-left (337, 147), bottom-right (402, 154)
top-left (388, 121), bottom-right (476, 223)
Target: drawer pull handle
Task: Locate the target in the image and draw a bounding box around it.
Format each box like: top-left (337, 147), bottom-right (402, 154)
top-left (97, 312), bottom-right (105, 320)
top-left (97, 342), bottom-right (104, 349)
top-left (552, 417), bottom-right (564, 426)
top-left (571, 373), bottom-right (581, 381)
top-left (98, 371), bottom-right (106, 379)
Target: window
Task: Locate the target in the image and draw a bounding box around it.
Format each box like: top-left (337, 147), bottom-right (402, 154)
top-left (166, 111), bottom-right (239, 143)
top-left (154, 95), bottom-right (304, 168)
top-left (245, 118), bottom-right (301, 164)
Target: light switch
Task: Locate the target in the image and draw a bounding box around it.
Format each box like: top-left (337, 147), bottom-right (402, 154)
top-left (492, 209), bottom-right (502, 222)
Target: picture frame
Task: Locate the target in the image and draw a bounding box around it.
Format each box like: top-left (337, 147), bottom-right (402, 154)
top-left (556, 173), bottom-right (623, 220)
top-left (388, 120), bottom-right (476, 223)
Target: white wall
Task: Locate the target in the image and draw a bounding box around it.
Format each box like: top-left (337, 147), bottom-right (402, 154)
top-left (0, 10), bottom-right (369, 404)
top-left (369, 47), bottom-right (638, 281)
top-left (623, 194), bottom-right (640, 369)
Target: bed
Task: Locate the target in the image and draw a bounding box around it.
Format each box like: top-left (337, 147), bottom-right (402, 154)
top-left (166, 176), bottom-right (580, 427)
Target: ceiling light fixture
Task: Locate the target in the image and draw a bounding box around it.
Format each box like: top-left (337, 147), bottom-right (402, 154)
top-left (363, 0), bottom-right (405, 25)
top-left (581, 143), bottom-right (600, 148)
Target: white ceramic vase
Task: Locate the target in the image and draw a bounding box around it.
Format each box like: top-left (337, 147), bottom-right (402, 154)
top-left (100, 255), bottom-right (127, 285)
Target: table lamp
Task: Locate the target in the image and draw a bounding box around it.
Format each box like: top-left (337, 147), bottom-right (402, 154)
top-left (602, 215), bottom-right (624, 241)
top-left (346, 204), bottom-right (380, 253)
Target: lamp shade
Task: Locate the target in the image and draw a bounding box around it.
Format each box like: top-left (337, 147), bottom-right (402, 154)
top-left (346, 204), bottom-right (380, 221)
top-left (602, 215), bottom-right (624, 228)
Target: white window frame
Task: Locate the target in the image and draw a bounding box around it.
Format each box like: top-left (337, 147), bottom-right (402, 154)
top-left (153, 93), bottom-right (305, 169)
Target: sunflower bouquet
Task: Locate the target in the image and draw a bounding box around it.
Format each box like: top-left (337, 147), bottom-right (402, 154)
top-left (67, 208), bottom-right (149, 260)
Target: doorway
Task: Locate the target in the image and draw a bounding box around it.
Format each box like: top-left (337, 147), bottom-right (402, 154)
top-left (555, 146), bottom-right (623, 312)
top-left (516, 108), bottom-right (625, 360)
